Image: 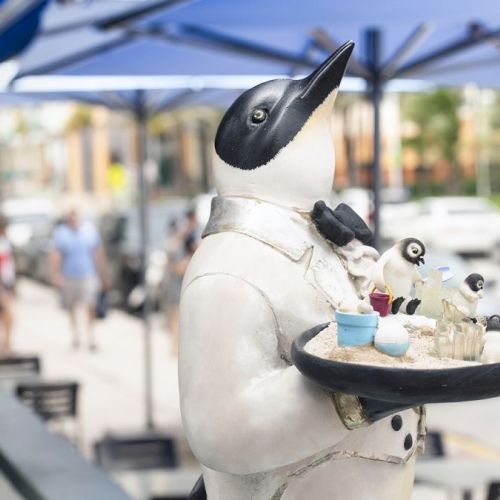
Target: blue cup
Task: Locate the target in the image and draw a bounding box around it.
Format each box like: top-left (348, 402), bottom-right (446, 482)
top-left (335, 310), bottom-right (379, 347)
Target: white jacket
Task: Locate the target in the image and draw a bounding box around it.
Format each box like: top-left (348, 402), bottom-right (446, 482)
top-left (179, 196), bottom-right (424, 500)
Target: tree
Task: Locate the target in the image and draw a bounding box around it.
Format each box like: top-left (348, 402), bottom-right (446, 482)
top-left (402, 89), bottom-right (461, 193)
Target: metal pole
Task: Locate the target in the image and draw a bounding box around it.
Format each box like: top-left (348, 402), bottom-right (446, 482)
top-left (365, 29), bottom-right (383, 250)
top-left (198, 119), bottom-right (211, 192)
top-left (135, 89), bottom-right (154, 430)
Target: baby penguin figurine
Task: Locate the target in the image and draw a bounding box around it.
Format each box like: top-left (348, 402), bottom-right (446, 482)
top-left (451, 273), bottom-right (485, 320)
top-left (481, 315), bottom-right (500, 364)
top-left (372, 238), bottom-right (425, 315)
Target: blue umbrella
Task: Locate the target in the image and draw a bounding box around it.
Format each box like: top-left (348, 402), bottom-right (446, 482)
top-left (0, 0), bottom-right (50, 63)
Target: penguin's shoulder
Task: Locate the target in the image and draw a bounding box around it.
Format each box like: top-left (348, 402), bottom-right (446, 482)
top-left (183, 231), bottom-right (306, 291)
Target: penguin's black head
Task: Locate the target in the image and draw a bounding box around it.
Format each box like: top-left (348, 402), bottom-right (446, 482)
top-left (487, 314), bottom-right (500, 331)
top-left (400, 238), bottom-right (426, 265)
top-left (215, 41), bottom-right (354, 171)
top-left (465, 273), bottom-right (485, 292)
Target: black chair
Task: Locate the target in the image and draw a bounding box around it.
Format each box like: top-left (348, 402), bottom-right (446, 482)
top-left (0, 355), bottom-right (41, 377)
top-left (488, 482), bottom-right (500, 500)
top-left (16, 381), bottom-right (78, 421)
top-left (420, 430), bottom-right (445, 459)
top-left (15, 381), bottom-right (81, 445)
top-left (94, 434), bottom-right (179, 471)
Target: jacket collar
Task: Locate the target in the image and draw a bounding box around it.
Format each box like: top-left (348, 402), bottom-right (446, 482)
top-left (203, 196), bottom-right (315, 261)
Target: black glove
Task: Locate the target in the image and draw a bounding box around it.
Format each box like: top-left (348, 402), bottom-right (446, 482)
top-left (311, 201), bottom-right (373, 247)
top-left (359, 397), bottom-right (413, 422)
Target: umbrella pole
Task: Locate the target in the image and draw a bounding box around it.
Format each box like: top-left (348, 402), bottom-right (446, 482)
top-left (135, 90), bottom-right (154, 430)
top-left (371, 80), bottom-right (382, 249)
top-left (365, 29), bottom-right (383, 250)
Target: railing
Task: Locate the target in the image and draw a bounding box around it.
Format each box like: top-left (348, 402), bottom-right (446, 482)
top-left (0, 388), bottom-right (131, 500)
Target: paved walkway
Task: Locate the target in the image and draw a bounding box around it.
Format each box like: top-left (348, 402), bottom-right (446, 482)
top-left (12, 278), bottom-right (182, 459)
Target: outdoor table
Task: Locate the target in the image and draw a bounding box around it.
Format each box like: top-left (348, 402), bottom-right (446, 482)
top-left (416, 457), bottom-right (500, 500)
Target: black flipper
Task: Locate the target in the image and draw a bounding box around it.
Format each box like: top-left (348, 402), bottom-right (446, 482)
top-left (359, 397), bottom-right (413, 422)
top-left (391, 297), bottom-right (405, 315)
top-left (406, 298), bottom-right (421, 316)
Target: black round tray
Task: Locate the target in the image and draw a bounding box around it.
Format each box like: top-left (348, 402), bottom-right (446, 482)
top-left (291, 323), bottom-right (500, 405)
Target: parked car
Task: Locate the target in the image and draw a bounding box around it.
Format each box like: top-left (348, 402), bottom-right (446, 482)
top-left (16, 221), bottom-right (57, 283)
top-left (1, 198), bottom-right (57, 276)
top-left (383, 197), bottom-right (500, 257)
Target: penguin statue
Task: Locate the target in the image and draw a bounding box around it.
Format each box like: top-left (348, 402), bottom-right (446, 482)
top-left (179, 42), bottom-right (424, 500)
top-left (371, 238), bottom-right (425, 315)
top-left (451, 273), bottom-right (485, 319)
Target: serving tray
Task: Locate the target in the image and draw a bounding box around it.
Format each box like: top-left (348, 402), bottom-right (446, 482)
top-left (291, 323), bottom-right (500, 405)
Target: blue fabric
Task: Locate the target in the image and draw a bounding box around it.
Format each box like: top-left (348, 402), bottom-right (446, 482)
top-left (53, 222), bottom-right (100, 278)
top-left (0, 0), bottom-right (49, 63)
top-left (11, 0), bottom-right (500, 89)
top-left (3, 0), bottom-right (500, 114)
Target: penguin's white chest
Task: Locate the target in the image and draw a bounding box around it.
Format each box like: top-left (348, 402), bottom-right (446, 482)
top-left (383, 260), bottom-right (415, 298)
top-left (451, 290), bottom-right (477, 316)
top-left (482, 331), bottom-right (500, 363)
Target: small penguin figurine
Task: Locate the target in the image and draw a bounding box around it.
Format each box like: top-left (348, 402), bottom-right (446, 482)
top-left (372, 238), bottom-right (425, 315)
top-left (451, 273), bottom-right (485, 319)
top-left (481, 315), bottom-right (500, 364)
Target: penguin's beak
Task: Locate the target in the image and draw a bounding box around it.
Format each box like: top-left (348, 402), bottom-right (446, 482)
top-left (299, 40), bottom-right (354, 106)
top-left (418, 256), bottom-right (425, 266)
top-left (478, 289), bottom-right (484, 299)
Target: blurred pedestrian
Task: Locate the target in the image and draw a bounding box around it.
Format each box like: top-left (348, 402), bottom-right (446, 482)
top-left (107, 153), bottom-right (128, 201)
top-left (0, 215), bottom-right (16, 354)
top-left (50, 209), bottom-right (109, 351)
top-left (164, 207), bottom-right (200, 355)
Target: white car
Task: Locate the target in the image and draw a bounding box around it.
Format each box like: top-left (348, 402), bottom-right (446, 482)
top-left (1, 198), bottom-right (56, 249)
top-left (389, 197), bottom-right (500, 256)
top-left (335, 188), bottom-right (372, 224)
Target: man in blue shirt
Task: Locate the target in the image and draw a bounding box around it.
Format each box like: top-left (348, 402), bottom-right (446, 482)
top-left (50, 209), bottom-right (109, 350)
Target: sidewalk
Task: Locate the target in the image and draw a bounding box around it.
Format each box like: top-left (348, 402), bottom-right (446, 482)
top-left (12, 278), bottom-right (183, 458)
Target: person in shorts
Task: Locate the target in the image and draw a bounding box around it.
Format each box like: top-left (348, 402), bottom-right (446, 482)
top-left (50, 209), bottom-right (109, 351)
top-left (164, 208), bottom-right (200, 355)
top-left (0, 215), bottom-right (15, 354)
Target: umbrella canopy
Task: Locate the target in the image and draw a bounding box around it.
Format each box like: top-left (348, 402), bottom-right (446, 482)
top-left (11, 0), bottom-right (500, 87)
top-left (0, 0), bottom-right (49, 63)
top-left (7, 0), bottom-right (500, 246)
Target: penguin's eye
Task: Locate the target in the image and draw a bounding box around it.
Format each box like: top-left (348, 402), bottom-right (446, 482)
top-left (251, 109), bottom-right (268, 124)
top-left (409, 244), bottom-right (421, 255)
top-left (478, 280), bottom-right (484, 289)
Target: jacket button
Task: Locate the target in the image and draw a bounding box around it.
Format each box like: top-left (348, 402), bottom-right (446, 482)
top-left (404, 434), bottom-right (413, 450)
top-left (391, 415), bottom-right (402, 431)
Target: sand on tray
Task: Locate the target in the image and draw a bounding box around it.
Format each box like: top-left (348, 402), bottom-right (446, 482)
top-left (305, 321), bottom-right (479, 369)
